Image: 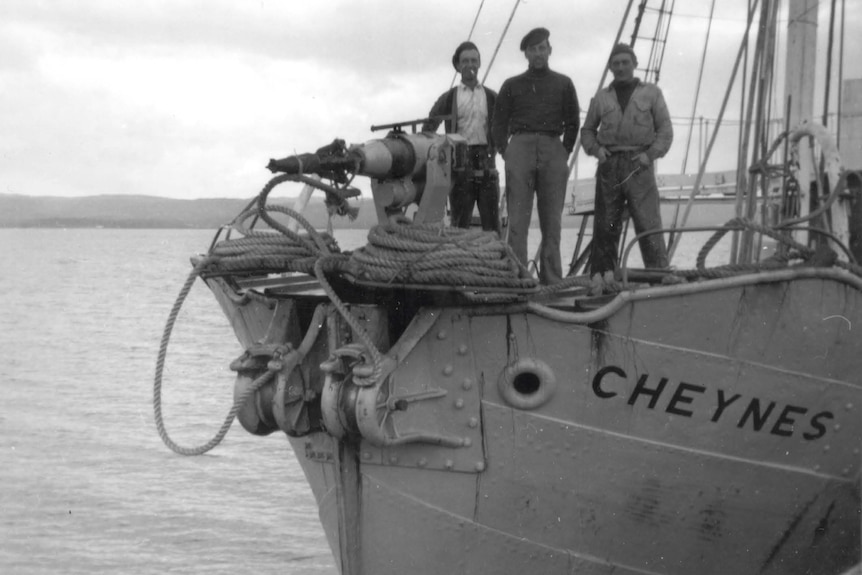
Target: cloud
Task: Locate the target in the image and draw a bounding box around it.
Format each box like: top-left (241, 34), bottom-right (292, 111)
top-left (1, 0), bottom-right (860, 199)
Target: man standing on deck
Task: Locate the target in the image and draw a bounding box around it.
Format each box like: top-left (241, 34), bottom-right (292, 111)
top-left (492, 27), bottom-right (579, 285)
top-left (581, 43), bottom-right (673, 294)
top-left (423, 41), bottom-right (500, 233)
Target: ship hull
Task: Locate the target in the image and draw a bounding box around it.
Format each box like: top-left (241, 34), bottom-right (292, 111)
top-left (209, 268), bottom-right (862, 575)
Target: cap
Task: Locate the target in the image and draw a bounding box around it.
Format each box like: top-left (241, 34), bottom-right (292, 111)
top-left (609, 43), bottom-right (637, 62)
top-left (452, 41), bottom-right (480, 70)
top-left (520, 27), bottom-right (550, 51)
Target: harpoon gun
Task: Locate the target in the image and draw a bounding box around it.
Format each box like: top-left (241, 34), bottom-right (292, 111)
top-left (267, 127), bottom-right (468, 225)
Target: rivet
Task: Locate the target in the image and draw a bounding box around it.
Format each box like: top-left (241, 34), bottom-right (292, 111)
top-left (462, 378), bottom-right (473, 390)
top-left (854, 448), bottom-right (860, 455)
top-left (362, 452), bottom-right (372, 460)
top-left (458, 344), bottom-right (468, 355)
top-left (468, 417), bottom-right (479, 428)
top-left (437, 330), bottom-right (448, 340)
top-left (463, 437), bottom-right (472, 447)
top-left (389, 455), bottom-right (399, 464)
top-left (475, 461), bottom-right (486, 472)
top-left (823, 445), bottom-right (831, 452)
top-left (842, 467), bottom-right (850, 476)
top-left (443, 365), bottom-right (454, 376)
top-left (445, 459), bottom-right (454, 470)
top-left (833, 423), bottom-right (841, 431)
top-left (814, 464), bottom-right (821, 471)
top-left (846, 403), bottom-right (854, 411)
top-left (418, 458), bottom-right (427, 467)
top-left (455, 398), bottom-right (465, 409)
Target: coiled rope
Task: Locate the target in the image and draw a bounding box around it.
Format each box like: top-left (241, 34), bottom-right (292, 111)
top-left (667, 217), bottom-right (862, 280)
top-left (349, 220), bottom-right (538, 291)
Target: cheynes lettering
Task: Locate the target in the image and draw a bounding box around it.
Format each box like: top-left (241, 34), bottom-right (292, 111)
top-left (592, 366), bottom-right (833, 440)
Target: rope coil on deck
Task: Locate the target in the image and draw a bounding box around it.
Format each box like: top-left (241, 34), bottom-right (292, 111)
top-left (349, 220), bottom-right (538, 290)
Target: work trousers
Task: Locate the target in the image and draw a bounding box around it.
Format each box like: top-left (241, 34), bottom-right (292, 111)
top-left (504, 134), bottom-right (569, 285)
top-left (590, 154), bottom-right (668, 274)
top-left (450, 145), bottom-right (500, 233)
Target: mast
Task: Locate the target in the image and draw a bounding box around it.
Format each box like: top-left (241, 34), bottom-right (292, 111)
top-left (784, 0), bottom-right (819, 246)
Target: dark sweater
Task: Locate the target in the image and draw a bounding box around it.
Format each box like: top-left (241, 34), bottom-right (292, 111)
top-left (492, 67), bottom-right (580, 154)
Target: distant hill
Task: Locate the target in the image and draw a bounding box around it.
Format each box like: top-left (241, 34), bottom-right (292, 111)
top-left (0, 193), bottom-right (378, 229)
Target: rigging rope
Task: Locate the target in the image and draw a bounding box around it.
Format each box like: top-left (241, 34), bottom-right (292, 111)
top-left (481, 0), bottom-right (520, 86)
top-left (680, 0), bottom-right (716, 175)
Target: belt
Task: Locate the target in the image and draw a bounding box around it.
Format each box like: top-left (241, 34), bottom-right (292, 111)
top-left (606, 146), bottom-right (647, 153)
top-left (512, 131), bottom-right (561, 138)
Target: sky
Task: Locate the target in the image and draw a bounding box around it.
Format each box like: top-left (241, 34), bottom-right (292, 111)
top-left (1, 0), bottom-right (860, 200)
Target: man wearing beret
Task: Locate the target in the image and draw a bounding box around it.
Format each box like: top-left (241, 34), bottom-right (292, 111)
top-left (581, 43), bottom-right (673, 294)
top-left (423, 41), bottom-right (500, 233)
top-left (492, 27), bottom-right (579, 285)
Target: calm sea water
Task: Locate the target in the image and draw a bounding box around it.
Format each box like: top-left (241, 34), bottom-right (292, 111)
top-left (0, 223), bottom-right (732, 574)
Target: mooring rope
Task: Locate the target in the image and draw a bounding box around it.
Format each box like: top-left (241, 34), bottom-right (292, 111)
top-left (152, 255), bottom-right (283, 456)
top-left (153, 175), bottom-right (345, 456)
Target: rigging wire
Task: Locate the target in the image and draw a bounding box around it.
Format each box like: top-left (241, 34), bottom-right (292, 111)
top-left (450, 0), bottom-right (487, 88)
top-left (666, 0), bottom-right (762, 262)
top-left (646, 0), bottom-right (674, 84)
top-left (680, 0), bottom-right (717, 175)
top-left (481, 0), bottom-right (521, 86)
top-left (837, 0), bottom-right (845, 144)
top-left (822, 0), bottom-right (838, 128)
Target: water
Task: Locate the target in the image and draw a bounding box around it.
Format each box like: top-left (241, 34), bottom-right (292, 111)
top-left (0, 225), bottom-right (732, 574)
top-left (1, 229), bottom-right (335, 575)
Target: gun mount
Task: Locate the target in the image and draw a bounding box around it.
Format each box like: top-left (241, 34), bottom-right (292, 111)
top-left (268, 130), bottom-right (468, 225)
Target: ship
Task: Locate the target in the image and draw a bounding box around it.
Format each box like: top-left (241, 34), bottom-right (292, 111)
top-left (154, 1), bottom-right (861, 573)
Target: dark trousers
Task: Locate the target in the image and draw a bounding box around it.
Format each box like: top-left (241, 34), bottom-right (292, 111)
top-left (590, 154), bottom-right (668, 274)
top-left (450, 145), bottom-right (500, 233)
top-left (504, 134), bottom-right (569, 285)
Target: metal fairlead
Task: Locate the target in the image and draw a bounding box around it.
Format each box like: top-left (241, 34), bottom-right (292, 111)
top-left (320, 342), bottom-right (469, 448)
top-left (230, 343), bottom-right (322, 437)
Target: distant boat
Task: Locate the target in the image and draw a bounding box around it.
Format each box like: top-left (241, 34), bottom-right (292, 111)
top-left (155, 1), bottom-right (861, 573)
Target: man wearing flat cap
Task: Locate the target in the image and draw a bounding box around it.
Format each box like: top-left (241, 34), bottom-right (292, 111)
top-left (581, 42), bottom-right (673, 294)
top-left (423, 41), bottom-right (500, 233)
top-left (492, 27), bottom-right (579, 285)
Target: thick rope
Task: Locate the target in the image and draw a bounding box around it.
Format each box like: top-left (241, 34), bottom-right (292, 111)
top-left (664, 217), bottom-right (862, 281)
top-left (152, 256), bottom-right (282, 456)
top-left (350, 221), bottom-right (538, 291)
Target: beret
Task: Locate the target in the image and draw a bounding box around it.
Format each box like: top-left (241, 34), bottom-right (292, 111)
top-left (520, 27), bottom-right (550, 51)
top-left (609, 43), bottom-right (637, 61)
top-left (452, 41), bottom-right (480, 70)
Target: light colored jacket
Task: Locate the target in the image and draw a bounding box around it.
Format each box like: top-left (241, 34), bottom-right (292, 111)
top-left (580, 81), bottom-right (672, 161)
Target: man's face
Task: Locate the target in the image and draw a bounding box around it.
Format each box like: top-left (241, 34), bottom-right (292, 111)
top-left (524, 40), bottom-right (551, 70)
top-left (609, 53), bottom-right (636, 82)
top-left (458, 49), bottom-right (481, 85)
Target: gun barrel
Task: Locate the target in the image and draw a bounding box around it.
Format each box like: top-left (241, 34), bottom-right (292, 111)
top-left (266, 153), bottom-right (356, 175)
top-left (268, 133), bottom-right (441, 181)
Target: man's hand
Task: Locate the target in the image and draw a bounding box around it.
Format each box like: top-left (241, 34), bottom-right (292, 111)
top-left (596, 147), bottom-right (610, 163)
top-left (635, 152), bottom-right (651, 167)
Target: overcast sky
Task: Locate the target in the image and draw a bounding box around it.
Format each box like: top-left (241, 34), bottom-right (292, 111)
top-left (1, 0), bottom-right (859, 199)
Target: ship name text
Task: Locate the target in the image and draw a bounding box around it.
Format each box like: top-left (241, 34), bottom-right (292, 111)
top-left (591, 365), bottom-right (833, 441)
